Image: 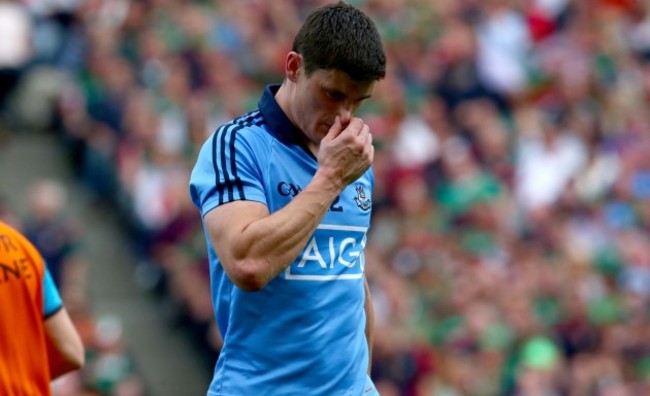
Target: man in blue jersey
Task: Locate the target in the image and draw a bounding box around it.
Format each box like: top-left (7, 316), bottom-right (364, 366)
top-left (190, 2), bottom-right (386, 395)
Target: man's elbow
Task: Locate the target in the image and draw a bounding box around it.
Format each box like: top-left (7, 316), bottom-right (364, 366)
top-left (227, 259), bottom-right (268, 292)
top-left (236, 280), bottom-right (265, 292)
top-left (62, 352), bottom-right (85, 374)
top-left (68, 346), bottom-right (85, 371)
top-left (50, 343), bottom-right (85, 379)
top-left (60, 339), bottom-right (85, 373)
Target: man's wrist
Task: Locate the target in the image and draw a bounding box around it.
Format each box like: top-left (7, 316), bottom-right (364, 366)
top-left (311, 169), bottom-right (346, 196)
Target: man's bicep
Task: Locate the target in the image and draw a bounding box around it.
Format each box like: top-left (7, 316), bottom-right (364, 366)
top-left (204, 200), bottom-right (269, 263)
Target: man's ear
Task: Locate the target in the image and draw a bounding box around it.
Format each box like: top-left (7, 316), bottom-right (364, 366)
top-left (286, 51), bottom-right (302, 82)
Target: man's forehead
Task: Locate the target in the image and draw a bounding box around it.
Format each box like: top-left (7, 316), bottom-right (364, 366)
top-left (316, 69), bottom-right (376, 97)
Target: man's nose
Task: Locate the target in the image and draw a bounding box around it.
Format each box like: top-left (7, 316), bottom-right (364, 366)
top-left (338, 104), bottom-right (353, 126)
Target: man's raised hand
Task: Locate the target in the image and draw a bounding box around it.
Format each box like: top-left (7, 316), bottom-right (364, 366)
top-left (318, 116), bottom-right (374, 190)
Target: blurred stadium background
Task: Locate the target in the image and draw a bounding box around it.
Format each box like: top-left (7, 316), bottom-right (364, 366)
top-left (1, 0), bottom-right (649, 395)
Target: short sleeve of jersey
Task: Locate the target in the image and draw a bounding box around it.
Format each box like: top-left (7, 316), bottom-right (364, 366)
top-left (43, 264), bottom-right (63, 318)
top-left (190, 121), bottom-right (268, 216)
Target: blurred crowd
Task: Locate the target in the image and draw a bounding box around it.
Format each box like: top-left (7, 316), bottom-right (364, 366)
top-left (1, 0), bottom-right (649, 395)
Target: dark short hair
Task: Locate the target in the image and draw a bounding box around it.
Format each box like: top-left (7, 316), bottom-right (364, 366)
top-left (292, 1), bottom-right (386, 81)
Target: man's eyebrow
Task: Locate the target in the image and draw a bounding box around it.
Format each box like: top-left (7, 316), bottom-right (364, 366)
top-left (325, 86), bottom-right (372, 101)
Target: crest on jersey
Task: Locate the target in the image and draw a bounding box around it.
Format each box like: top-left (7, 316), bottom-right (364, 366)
top-left (354, 184), bottom-right (371, 211)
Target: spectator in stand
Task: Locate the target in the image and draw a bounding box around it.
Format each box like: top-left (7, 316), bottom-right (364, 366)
top-left (0, 219), bottom-right (84, 395)
top-left (22, 179), bottom-right (81, 288)
top-left (0, 0), bottom-right (32, 124)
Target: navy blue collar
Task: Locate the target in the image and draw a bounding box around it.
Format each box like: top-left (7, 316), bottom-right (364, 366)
top-left (258, 84), bottom-right (306, 145)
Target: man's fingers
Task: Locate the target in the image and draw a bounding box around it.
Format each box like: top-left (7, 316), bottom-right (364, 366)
top-left (359, 123), bottom-right (370, 140)
top-left (339, 118), bottom-right (364, 137)
top-left (324, 116), bottom-right (343, 140)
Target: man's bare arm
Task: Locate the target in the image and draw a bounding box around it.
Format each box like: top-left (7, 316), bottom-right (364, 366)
top-left (204, 173), bottom-right (342, 291)
top-left (204, 117), bottom-right (373, 291)
top-left (44, 308), bottom-right (84, 379)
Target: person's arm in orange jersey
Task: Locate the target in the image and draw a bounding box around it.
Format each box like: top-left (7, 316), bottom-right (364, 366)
top-left (44, 308), bottom-right (84, 379)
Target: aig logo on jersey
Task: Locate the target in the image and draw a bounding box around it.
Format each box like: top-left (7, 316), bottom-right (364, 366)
top-left (354, 184), bottom-right (371, 211)
top-left (284, 225), bottom-right (367, 281)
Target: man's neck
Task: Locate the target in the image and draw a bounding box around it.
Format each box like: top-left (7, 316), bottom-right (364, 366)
top-left (274, 82), bottom-right (319, 157)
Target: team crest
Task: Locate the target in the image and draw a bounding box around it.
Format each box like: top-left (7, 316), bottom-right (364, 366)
top-left (354, 185), bottom-right (371, 211)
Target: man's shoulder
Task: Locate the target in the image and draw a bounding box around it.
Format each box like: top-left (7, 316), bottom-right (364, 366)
top-left (217, 110), bottom-right (267, 137)
top-left (205, 110), bottom-right (274, 151)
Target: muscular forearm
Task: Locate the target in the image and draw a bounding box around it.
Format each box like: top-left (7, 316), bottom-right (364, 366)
top-left (206, 116), bottom-right (373, 291)
top-left (217, 170), bottom-right (344, 290)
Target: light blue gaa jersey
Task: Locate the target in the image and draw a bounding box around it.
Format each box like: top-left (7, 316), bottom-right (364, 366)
top-left (190, 84), bottom-right (377, 396)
